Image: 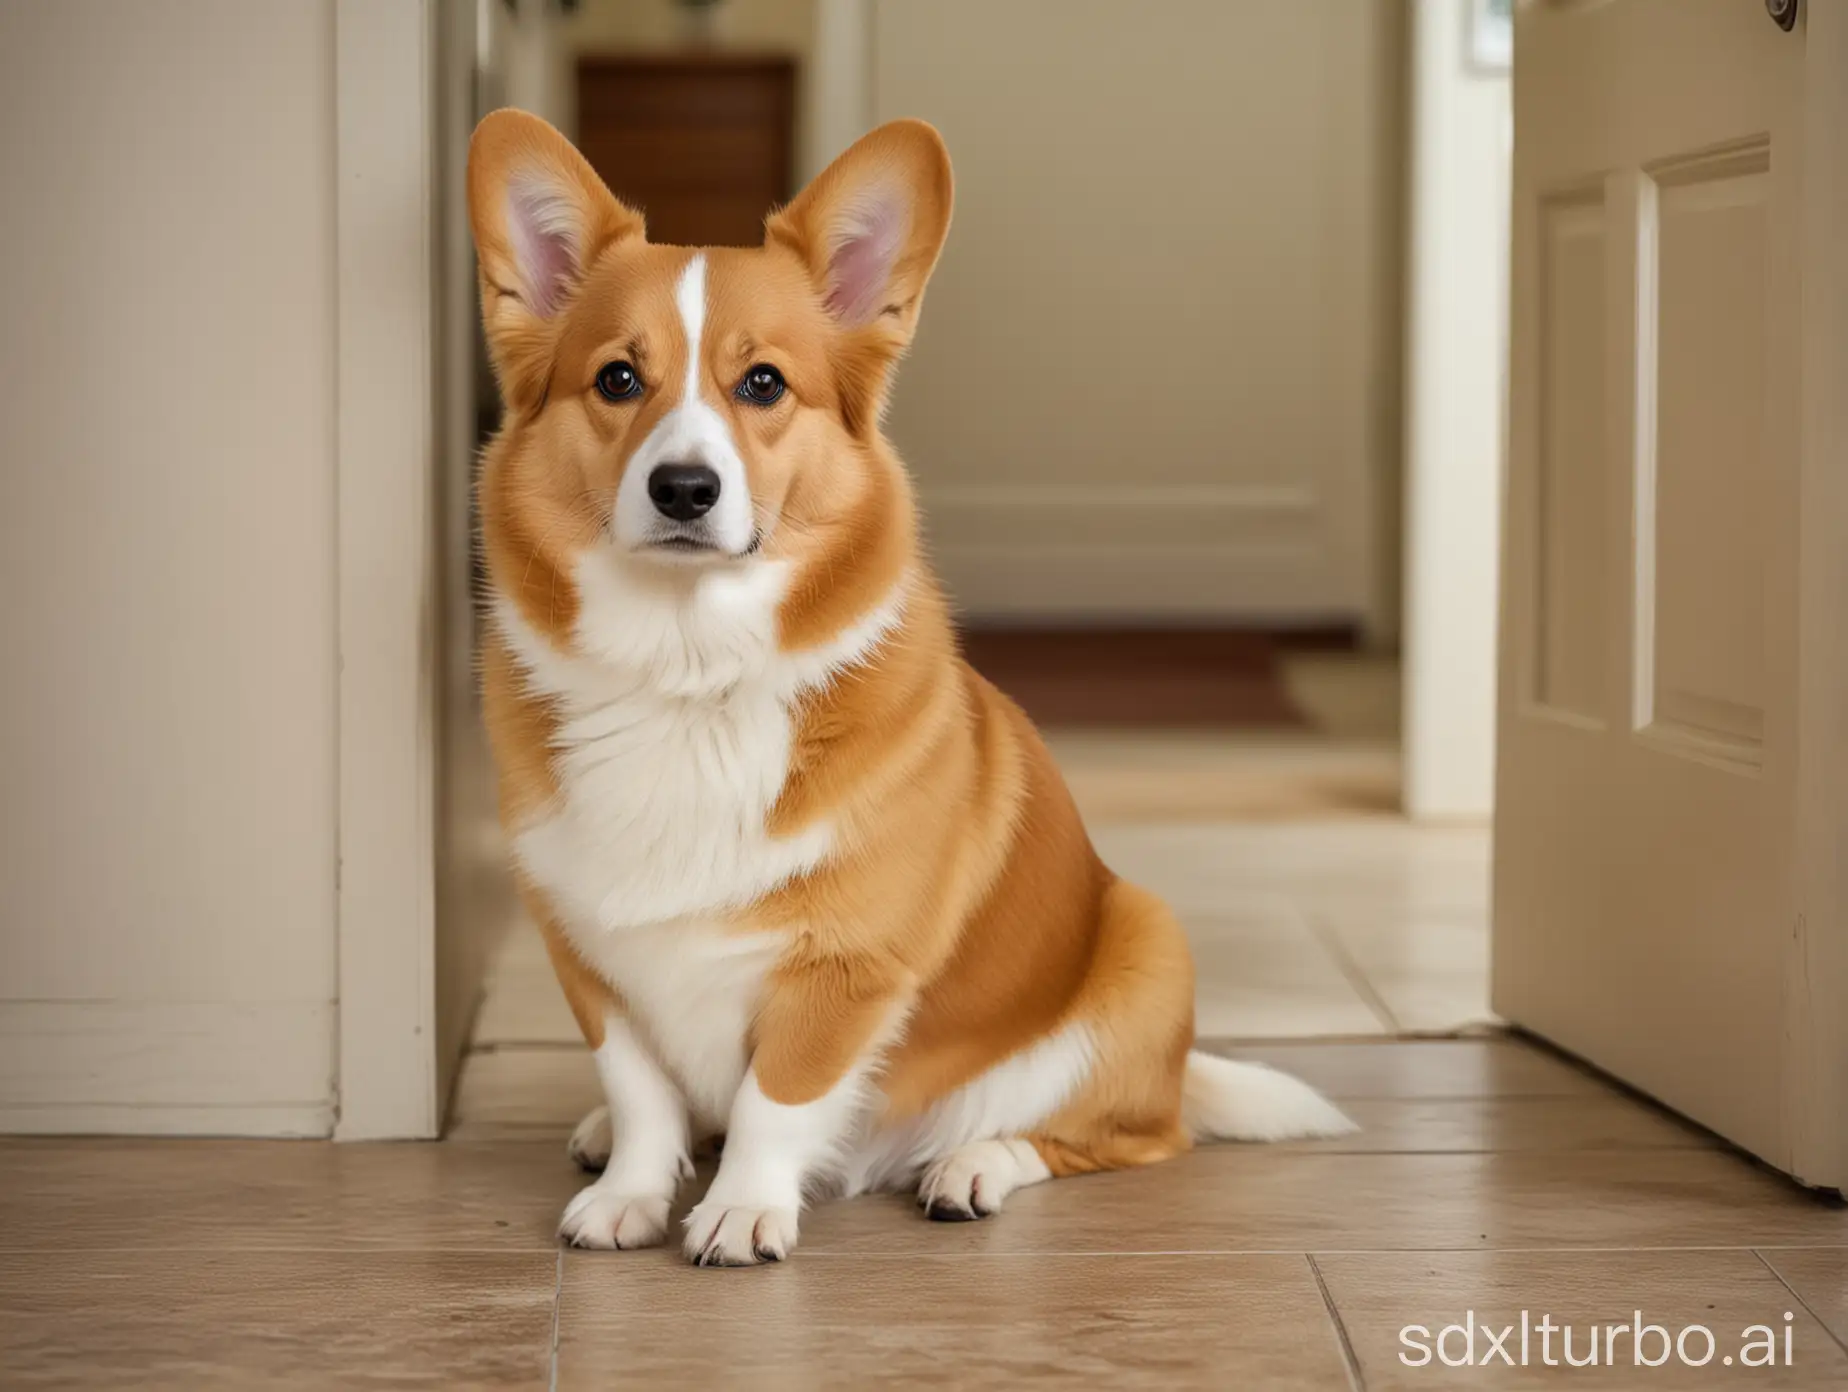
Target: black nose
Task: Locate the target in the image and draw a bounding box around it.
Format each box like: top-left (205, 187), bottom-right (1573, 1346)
top-left (647, 462), bottom-right (721, 521)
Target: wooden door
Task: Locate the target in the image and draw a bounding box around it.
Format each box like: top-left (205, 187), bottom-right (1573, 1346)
top-left (575, 55), bottom-right (795, 248)
top-left (1493, 0), bottom-right (1846, 1189)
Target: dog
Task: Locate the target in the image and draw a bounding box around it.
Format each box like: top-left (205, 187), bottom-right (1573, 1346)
top-left (467, 109), bottom-right (1355, 1267)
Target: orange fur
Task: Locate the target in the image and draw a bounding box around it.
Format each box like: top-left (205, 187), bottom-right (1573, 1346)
top-left (468, 111), bottom-right (1230, 1237)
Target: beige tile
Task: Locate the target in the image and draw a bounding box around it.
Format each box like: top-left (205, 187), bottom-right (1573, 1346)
top-left (0, 1250), bottom-right (557, 1389)
top-left (1099, 820), bottom-right (1489, 874)
top-left (1303, 893), bottom-right (1493, 1033)
top-left (1317, 1249), bottom-right (1848, 1389)
top-left (557, 1252), bottom-right (1353, 1390)
top-left (1189, 910), bottom-right (1391, 1037)
top-left (471, 924), bottom-right (580, 1047)
top-left (1296, 863), bottom-right (1493, 919)
top-left (1202, 1038), bottom-right (1612, 1100)
top-left (1315, 906), bottom-right (1492, 978)
top-left (1365, 982), bottom-right (1498, 1034)
top-left (1092, 822), bottom-right (1490, 920)
top-left (1193, 984), bottom-right (1389, 1038)
top-left (1048, 730), bottom-right (1402, 825)
top-left (1283, 1095), bottom-right (1714, 1154)
top-left (789, 1147), bottom-right (1848, 1257)
top-left (1759, 1249), bottom-right (1848, 1352)
top-left (449, 1047), bottom-right (600, 1136)
top-left (472, 979), bottom-right (581, 1048)
top-left (0, 1137), bottom-right (579, 1251)
top-left (1281, 651), bottom-right (1402, 740)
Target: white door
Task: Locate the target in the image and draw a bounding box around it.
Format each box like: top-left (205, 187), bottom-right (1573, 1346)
top-left (1494, 0), bottom-right (1847, 1188)
top-left (868, 0), bottom-right (1394, 627)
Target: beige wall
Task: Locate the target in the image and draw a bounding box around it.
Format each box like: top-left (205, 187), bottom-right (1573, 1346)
top-left (870, 0), bottom-right (1405, 625)
top-left (0, 2), bottom-right (340, 1133)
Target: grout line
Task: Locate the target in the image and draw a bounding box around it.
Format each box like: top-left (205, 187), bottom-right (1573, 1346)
top-left (1307, 1254), bottom-right (1367, 1392)
top-left (1753, 1249), bottom-right (1848, 1359)
top-left (1299, 908), bottom-right (1404, 1034)
top-left (548, 1248), bottom-right (564, 1392)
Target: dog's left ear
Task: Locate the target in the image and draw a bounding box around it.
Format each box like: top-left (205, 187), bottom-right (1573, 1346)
top-left (767, 120), bottom-right (952, 425)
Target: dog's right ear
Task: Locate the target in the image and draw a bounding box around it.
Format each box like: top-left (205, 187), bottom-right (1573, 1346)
top-left (467, 109), bottom-right (643, 411)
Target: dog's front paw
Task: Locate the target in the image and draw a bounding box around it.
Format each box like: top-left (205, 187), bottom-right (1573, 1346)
top-left (682, 1201), bottom-right (798, 1267)
top-left (559, 1184), bottom-right (672, 1250)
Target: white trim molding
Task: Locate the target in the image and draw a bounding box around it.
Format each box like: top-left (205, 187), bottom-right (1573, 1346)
top-left (0, 1003), bottom-right (335, 1138)
top-left (1401, 0), bottom-right (1510, 820)
top-left (333, 0), bottom-right (443, 1139)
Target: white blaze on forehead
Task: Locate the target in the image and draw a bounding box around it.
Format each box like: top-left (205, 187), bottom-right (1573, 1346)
top-left (610, 251), bottom-right (757, 555)
top-left (676, 251), bottom-right (706, 402)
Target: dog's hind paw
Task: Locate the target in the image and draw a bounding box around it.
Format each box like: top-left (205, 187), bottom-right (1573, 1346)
top-left (917, 1139), bottom-right (1051, 1222)
top-left (566, 1106), bottom-right (612, 1173)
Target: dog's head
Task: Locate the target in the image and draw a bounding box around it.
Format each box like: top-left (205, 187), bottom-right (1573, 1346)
top-left (468, 110), bottom-right (951, 643)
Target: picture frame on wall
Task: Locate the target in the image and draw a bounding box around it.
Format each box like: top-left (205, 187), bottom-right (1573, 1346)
top-left (1465, 0), bottom-right (1513, 73)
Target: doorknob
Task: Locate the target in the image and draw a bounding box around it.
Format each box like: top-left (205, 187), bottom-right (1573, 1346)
top-left (1767, 0), bottom-right (1799, 31)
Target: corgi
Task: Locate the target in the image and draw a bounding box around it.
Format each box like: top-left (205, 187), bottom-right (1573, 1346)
top-left (467, 109), bottom-right (1354, 1267)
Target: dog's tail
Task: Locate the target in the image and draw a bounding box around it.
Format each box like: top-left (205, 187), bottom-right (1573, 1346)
top-left (1182, 1049), bottom-right (1358, 1143)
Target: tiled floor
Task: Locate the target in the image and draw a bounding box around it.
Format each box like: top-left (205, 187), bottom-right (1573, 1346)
top-left (6, 1037), bottom-right (1847, 1387)
top-left (10, 665), bottom-right (1846, 1386)
top-left (1044, 653), bottom-right (1402, 825)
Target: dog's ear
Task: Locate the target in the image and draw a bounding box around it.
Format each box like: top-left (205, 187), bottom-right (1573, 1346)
top-left (766, 119), bottom-right (953, 431)
top-left (467, 108), bottom-right (643, 410)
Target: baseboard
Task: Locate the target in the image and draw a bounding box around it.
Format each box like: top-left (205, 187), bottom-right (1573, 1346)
top-left (923, 485), bottom-right (1370, 622)
top-left (0, 1102), bottom-right (335, 1138)
top-left (955, 618), bottom-right (1365, 649)
top-left (931, 546), bottom-right (1367, 623)
top-left (0, 1000), bottom-right (336, 1137)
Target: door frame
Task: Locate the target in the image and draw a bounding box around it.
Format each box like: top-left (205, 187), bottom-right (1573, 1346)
top-left (333, 0), bottom-right (443, 1140)
top-left (1400, 0), bottom-right (1510, 821)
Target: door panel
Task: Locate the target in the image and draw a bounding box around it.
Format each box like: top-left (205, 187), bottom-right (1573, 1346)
top-left (1494, 0), bottom-right (1808, 1172)
top-left (1532, 186), bottom-right (1609, 722)
top-left (1644, 150), bottom-right (1770, 762)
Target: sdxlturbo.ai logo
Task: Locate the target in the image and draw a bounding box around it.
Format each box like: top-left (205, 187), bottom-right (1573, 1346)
top-left (1400, 1311), bottom-right (1797, 1368)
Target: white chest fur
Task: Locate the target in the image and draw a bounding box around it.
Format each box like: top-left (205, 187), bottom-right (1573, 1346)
top-left (496, 553), bottom-right (902, 1115)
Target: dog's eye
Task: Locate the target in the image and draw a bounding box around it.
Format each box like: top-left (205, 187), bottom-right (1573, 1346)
top-left (595, 361), bottom-right (642, 402)
top-left (736, 364), bottom-right (786, 406)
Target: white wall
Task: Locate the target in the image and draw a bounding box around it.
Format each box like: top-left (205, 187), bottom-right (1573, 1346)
top-left (1402, 0), bottom-right (1511, 819)
top-left (0, 1), bottom-right (341, 1133)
